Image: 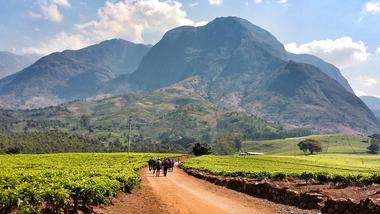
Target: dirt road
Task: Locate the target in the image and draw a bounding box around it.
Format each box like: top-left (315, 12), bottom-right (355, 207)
top-left (145, 165), bottom-right (279, 214)
top-left (95, 164), bottom-right (318, 214)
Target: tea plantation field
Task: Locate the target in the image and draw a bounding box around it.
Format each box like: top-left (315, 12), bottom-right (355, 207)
top-left (182, 153), bottom-right (380, 185)
top-left (0, 153), bottom-right (178, 213)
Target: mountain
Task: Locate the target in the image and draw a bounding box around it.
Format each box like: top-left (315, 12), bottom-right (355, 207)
top-left (0, 39), bottom-right (150, 109)
top-left (287, 53), bottom-right (354, 93)
top-left (375, 110), bottom-right (380, 119)
top-left (62, 39), bottom-right (151, 76)
top-left (0, 18), bottom-right (352, 111)
top-left (0, 51), bottom-right (40, 79)
top-left (129, 16), bottom-right (378, 133)
top-left (129, 18), bottom-right (351, 94)
top-left (0, 16), bottom-right (375, 133)
top-left (361, 96), bottom-right (380, 118)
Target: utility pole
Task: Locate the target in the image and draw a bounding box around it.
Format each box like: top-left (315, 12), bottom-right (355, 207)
top-left (128, 116), bottom-right (132, 154)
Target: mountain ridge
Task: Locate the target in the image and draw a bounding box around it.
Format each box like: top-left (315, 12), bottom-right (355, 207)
top-left (0, 16), bottom-right (377, 133)
top-left (361, 96), bottom-right (380, 118)
top-left (127, 16), bottom-right (378, 133)
top-left (0, 51), bottom-right (41, 79)
top-left (0, 39), bottom-right (150, 109)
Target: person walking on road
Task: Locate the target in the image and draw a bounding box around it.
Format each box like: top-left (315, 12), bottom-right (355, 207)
top-left (169, 158), bottom-right (174, 172)
top-left (156, 159), bottom-right (162, 177)
top-left (152, 158), bottom-right (157, 174)
top-left (163, 158), bottom-right (170, 176)
top-left (148, 157), bottom-right (153, 171)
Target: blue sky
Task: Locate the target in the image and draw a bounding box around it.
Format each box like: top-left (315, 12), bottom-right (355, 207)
top-left (0, 0), bottom-right (379, 97)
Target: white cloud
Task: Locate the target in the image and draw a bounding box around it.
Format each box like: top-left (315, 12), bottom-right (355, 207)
top-left (344, 48), bottom-right (380, 97)
top-left (354, 90), bottom-right (367, 96)
top-left (365, 1), bottom-right (380, 14)
top-left (361, 76), bottom-right (379, 87)
top-left (75, 0), bottom-right (196, 43)
top-left (209, 0), bottom-right (223, 5)
top-left (30, 0), bottom-right (71, 23)
top-left (285, 37), bottom-right (370, 69)
top-left (254, 0), bottom-right (287, 4)
top-left (376, 47), bottom-right (380, 54)
top-left (22, 32), bottom-right (88, 55)
top-left (352, 76), bottom-right (378, 97)
top-left (189, 2), bottom-right (199, 8)
top-left (194, 21), bottom-right (208, 26)
top-left (23, 0), bottom-right (205, 55)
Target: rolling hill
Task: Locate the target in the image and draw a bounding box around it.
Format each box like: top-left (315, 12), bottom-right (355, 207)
top-left (0, 87), bottom-right (311, 152)
top-left (243, 134), bottom-right (369, 155)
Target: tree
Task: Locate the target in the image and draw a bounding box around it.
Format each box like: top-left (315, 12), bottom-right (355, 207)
top-left (79, 115), bottom-right (90, 128)
top-left (5, 147), bottom-right (21, 154)
top-left (367, 143), bottom-right (379, 154)
top-left (234, 136), bottom-right (242, 152)
top-left (192, 142), bottom-right (211, 156)
top-left (367, 134), bottom-right (380, 154)
top-left (297, 139), bottom-right (322, 155)
top-left (214, 134), bottom-right (242, 155)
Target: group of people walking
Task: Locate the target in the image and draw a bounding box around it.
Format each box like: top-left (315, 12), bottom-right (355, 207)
top-left (148, 158), bottom-right (175, 177)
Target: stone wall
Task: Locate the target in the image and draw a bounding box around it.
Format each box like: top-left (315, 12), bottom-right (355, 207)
top-left (182, 167), bottom-right (380, 213)
top-left (322, 198), bottom-right (380, 214)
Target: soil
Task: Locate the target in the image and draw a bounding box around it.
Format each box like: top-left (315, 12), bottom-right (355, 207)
top-left (93, 168), bottom-right (170, 214)
top-left (94, 165), bottom-right (319, 214)
top-left (271, 179), bottom-right (380, 202)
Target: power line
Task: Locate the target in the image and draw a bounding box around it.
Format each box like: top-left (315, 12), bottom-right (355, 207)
top-left (128, 116), bottom-right (132, 154)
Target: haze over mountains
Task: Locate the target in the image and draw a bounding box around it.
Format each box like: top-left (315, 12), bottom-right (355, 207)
top-left (0, 16), bottom-right (378, 133)
top-left (0, 39), bottom-right (150, 109)
top-left (0, 52), bottom-right (40, 79)
top-left (361, 96), bottom-right (380, 118)
top-left (128, 17), bottom-right (376, 132)
top-left (129, 17), bottom-right (353, 94)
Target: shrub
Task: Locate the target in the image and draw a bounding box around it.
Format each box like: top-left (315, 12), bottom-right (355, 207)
top-left (316, 173), bottom-right (328, 183)
top-left (272, 172), bottom-right (286, 181)
top-left (192, 142), bottom-right (212, 156)
top-left (297, 139), bottom-right (322, 154)
top-left (300, 172), bottom-right (314, 184)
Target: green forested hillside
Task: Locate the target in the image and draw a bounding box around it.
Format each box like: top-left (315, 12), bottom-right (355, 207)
top-left (0, 88), bottom-right (311, 154)
top-left (0, 130), bottom-right (111, 154)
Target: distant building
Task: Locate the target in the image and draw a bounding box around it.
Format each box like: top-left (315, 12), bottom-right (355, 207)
top-left (239, 152), bottom-right (264, 156)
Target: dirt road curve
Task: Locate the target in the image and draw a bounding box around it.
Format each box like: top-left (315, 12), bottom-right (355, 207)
top-left (145, 165), bottom-right (277, 214)
top-left (95, 164), bottom-right (318, 214)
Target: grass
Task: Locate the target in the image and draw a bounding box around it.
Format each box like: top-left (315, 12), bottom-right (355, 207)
top-left (242, 134), bottom-right (369, 155)
top-left (182, 134), bottom-right (380, 184)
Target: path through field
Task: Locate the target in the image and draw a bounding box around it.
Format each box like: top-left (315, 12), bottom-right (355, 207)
top-left (146, 164), bottom-right (279, 214)
top-left (95, 164), bottom-right (319, 214)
